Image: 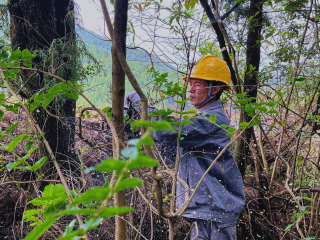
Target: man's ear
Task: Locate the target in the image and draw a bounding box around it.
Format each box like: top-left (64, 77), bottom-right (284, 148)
top-left (211, 85), bottom-right (221, 96)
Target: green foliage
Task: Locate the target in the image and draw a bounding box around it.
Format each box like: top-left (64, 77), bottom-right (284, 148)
top-left (21, 129), bottom-right (160, 239)
top-left (25, 82), bottom-right (79, 112)
top-left (0, 87), bottom-right (164, 240)
top-left (76, 28), bottom-right (174, 107)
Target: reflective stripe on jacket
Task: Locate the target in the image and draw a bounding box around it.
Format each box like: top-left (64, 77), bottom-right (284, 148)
top-left (153, 100), bottom-right (245, 224)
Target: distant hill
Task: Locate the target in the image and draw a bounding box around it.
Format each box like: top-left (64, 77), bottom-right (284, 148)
top-left (76, 27), bottom-right (174, 107)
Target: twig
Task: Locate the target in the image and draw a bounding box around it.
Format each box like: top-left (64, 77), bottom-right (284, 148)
top-left (0, 180), bottom-right (60, 186)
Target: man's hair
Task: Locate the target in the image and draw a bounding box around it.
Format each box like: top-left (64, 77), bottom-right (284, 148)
top-left (206, 81), bottom-right (227, 100)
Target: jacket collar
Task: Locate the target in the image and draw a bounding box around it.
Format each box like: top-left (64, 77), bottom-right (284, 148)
top-left (200, 100), bottom-right (222, 112)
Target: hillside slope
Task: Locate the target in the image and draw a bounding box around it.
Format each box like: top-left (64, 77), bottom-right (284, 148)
top-left (77, 27), bottom-right (173, 107)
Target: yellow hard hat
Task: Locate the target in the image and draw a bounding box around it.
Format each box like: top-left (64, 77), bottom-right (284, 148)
top-left (184, 56), bottom-right (231, 91)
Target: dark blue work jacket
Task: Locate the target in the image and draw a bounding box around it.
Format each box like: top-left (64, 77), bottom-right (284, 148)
top-left (154, 100), bottom-right (245, 224)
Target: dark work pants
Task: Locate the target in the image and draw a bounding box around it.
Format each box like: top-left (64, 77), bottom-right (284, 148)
top-left (190, 219), bottom-right (237, 240)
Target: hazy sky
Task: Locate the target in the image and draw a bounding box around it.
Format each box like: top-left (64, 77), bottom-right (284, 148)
top-left (74, 0), bottom-right (210, 67)
top-left (75, 0), bottom-right (106, 34)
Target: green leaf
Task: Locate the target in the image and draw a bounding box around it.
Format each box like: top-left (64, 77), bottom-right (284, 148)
top-left (235, 99), bottom-right (248, 105)
top-left (52, 184), bottom-right (68, 199)
top-left (29, 100), bottom-right (41, 112)
top-left (151, 121), bottom-right (174, 131)
top-left (121, 147), bottom-right (138, 159)
top-left (42, 184), bottom-right (55, 199)
top-left (104, 176), bottom-right (110, 188)
top-left (102, 107), bottom-right (110, 114)
top-left (301, 197), bottom-right (314, 202)
top-left (71, 187), bottom-right (111, 206)
top-left (1, 58), bottom-right (15, 67)
top-left (33, 132), bottom-right (44, 140)
top-left (62, 219), bottom-right (77, 237)
top-left (99, 206), bottom-right (134, 218)
top-left (23, 209), bottom-right (42, 220)
top-left (294, 77), bottom-right (306, 82)
top-left (285, 223), bottom-right (293, 232)
top-left (9, 49), bottom-right (22, 60)
top-left (23, 218), bottom-right (57, 240)
top-left (248, 119), bottom-right (261, 128)
top-left (148, 109), bottom-right (174, 117)
top-left (233, 106), bottom-right (245, 110)
top-left (246, 97), bottom-right (256, 102)
top-left (131, 120), bottom-right (151, 132)
top-left (140, 132), bottom-right (153, 146)
top-left (54, 208), bottom-right (97, 218)
top-left (209, 114), bottom-right (216, 123)
top-left (43, 201), bottom-right (67, 219)
top-left (256, 106), bottom-right (268, 113)
top-left (6, 121), bottom-right (23, 133)
top-left (227, 127), bottom-right (236, 133)
top-left (9, 67), bottom-right (20, 74)
top-left (269, 122), bottom-right (276, 127)
top-left (7, 134), bottom-right (26, 151)
top-left (71, 189), bottom-right (78, 199)
top-left (25, 142), bottom-right (33, 151)
top-left (265, 101), bottom-right (276, 107)
top-left (239, 122), bottom-right (248, 130)
top-left (220, 124), bottom-right (227, 129)
top-left (4, 102), bottom-right (21, 114)
top-left (127, 156), bottom-right (159, 169)
top-left (57, 229), bottom-right (84, 240)
top-left (114, 178), bottom-right (142, 193)
top-left (15, 166), bottom-right (33, 171)
top-left (0, 110), bottom-right (3, 120)
top-left (32, 157), bottom-right (48, 171)
top-left (0, 49), bottom-right (9, 58)
top-left (245, 103), bottom-right (256, 113)
top-left (0, 93), bottom-right (5, 105)
top-left (61, 83), bottom-right (79, 101)
top-left (80, 218), bottom-right (103, 231)
top-left (41, 96), bottom-right (54, 109)
top-left (21, 146), bottom-right (39, 160)
top-left (95, 158), bottom-right (127, 174)
top-left (236, 93), bottom-right (246, 98)
top-left (23, 60), bottom-right (32, 68)
top-left (267, 110), bottom-right (278, 114)
top-left (6, 159), bottom-right (24, 171)
top-left (21, 49), bottom-right (35, 60)
top-left (128, 139), bottom-right (140, 146)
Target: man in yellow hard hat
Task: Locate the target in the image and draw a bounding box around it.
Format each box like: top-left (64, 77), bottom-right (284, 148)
top-left (185, 55), bottom-right (231, 110)
top-left (154, 56), bottom-right (245, 239)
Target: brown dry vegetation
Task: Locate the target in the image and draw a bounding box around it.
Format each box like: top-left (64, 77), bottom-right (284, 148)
top-left (2, 102), bottom-right (319, 240)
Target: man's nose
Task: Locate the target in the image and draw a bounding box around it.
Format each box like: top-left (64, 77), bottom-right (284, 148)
top-left (189, 85), bottom-right (196, 93)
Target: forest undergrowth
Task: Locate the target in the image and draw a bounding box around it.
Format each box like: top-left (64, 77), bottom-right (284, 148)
top-left (1, 100), bottom-right (319, 240)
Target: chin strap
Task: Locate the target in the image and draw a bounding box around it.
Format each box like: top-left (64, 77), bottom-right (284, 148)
top-left (195, 82), bottom-right (223, 109)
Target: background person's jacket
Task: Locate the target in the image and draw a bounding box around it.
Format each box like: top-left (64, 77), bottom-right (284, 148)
top-left (153, 100), bottom-right (245, 224)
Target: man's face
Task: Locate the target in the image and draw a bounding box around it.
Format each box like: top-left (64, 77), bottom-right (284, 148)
top-left (189, 79), bottom-right (209, 106)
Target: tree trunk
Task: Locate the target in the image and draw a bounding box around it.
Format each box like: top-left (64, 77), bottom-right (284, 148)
top-left (199, 0), bottom-right (240, 94)
top-left (235, 0), bottom-right (263, 176)
top-left (8, 0), bottom-right (78, 173)
top-left (112, 0), bottom-right (128, 239)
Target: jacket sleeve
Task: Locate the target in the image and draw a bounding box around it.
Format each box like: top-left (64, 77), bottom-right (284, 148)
top-left (153, 111), bottom-right (228, 149)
